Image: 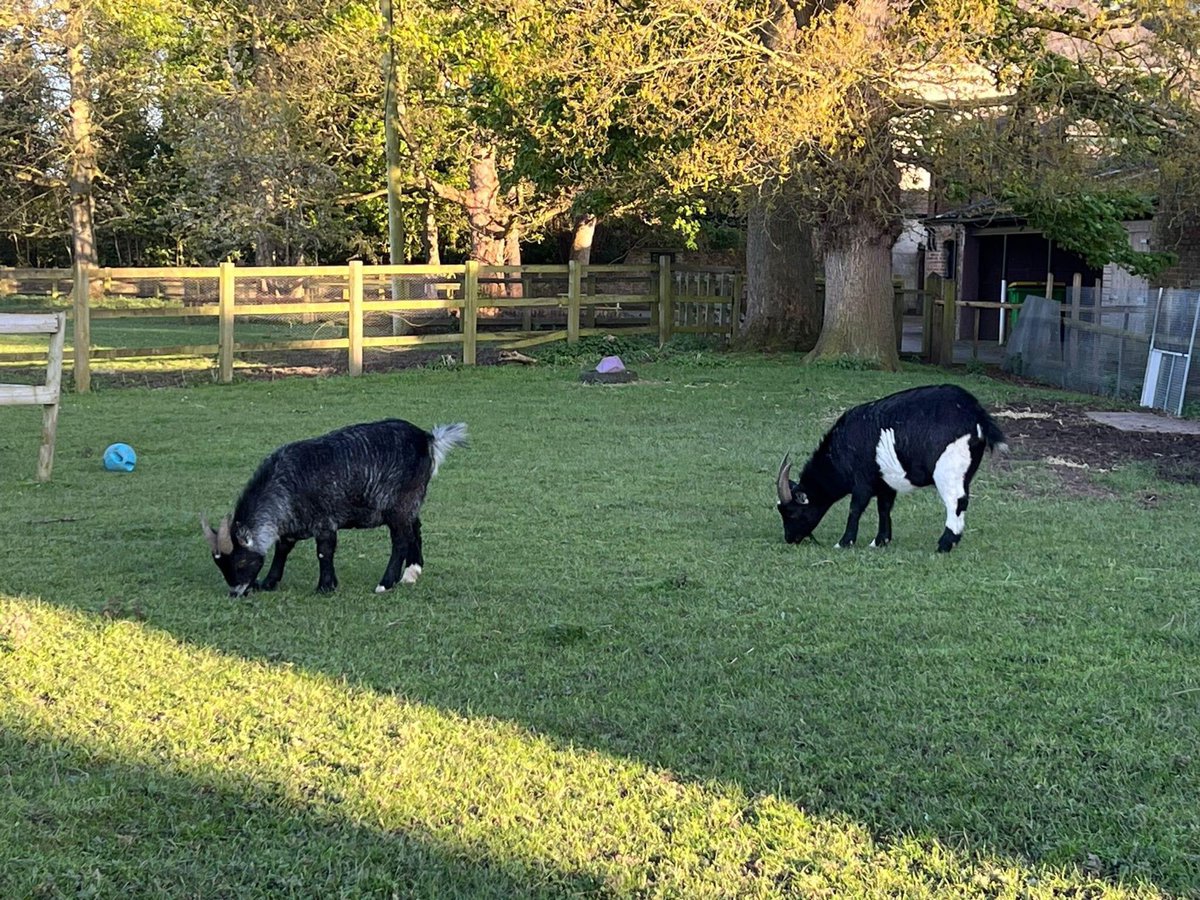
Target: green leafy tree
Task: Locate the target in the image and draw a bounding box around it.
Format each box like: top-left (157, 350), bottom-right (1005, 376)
top-left (1, 0), bottom-right (181, 269)
top-left (575, 0), bottom-right (1200, 367)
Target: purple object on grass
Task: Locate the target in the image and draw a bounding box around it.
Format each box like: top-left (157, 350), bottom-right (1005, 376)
top-left (596, 355), bottom-right (626, 374)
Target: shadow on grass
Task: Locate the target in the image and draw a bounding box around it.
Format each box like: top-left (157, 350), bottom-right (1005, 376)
top-left (3, 595), bottom-right (1173, 899)
top-left (0, 729), bottom-right (605, 898)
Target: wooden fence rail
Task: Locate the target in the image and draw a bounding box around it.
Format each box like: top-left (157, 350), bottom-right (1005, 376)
top-left (0, 311), bottom-right (66, 480)
top-left (0, 258), bottom-right (741, 391)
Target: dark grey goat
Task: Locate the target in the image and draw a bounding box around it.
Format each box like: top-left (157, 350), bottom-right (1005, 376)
top-left (202, 419), bottom-right (467, 596)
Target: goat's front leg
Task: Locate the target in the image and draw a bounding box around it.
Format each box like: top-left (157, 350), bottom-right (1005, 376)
top-left (872, 488), bottom-right (897, 548)
top-left (314, 530), bottom-right (339, 593)
top-left (836, 490), bottom-right (873, 548)
top-left (376, 516), bottom-right (422, 593)
top-left (258, 537), bottom-right (296, 590)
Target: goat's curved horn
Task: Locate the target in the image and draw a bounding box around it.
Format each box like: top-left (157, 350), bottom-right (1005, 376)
top-left (216, 516), bottom-right (235, 555)
top-left (776, 454), bottom-right (793, 504)
top-left (200, 515), bottom-right (220, 555)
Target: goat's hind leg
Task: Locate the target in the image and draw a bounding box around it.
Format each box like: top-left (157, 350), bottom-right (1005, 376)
top-left (315, 530), bottom-right (339, 593)
top-left (401, 518), bottom-right (424, 584)
top-left (933, 435), bottom-right (977, 553)
top-left (376, 515), bottom-right (420, 593)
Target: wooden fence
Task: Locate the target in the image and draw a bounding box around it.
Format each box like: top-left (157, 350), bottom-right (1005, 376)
top-left (923, 272), bottom-right (1149, 369)
top-left (0, 259), bottom-right (744, 392)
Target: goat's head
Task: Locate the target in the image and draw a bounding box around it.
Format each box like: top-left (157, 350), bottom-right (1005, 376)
top-left (775, 455), bottom-right (823, 544)
top-left (201, 515), bottom-right (265, 596)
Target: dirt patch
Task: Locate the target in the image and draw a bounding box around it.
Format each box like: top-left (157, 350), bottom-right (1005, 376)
top-left (995, 401), bottom-right (1200, 487)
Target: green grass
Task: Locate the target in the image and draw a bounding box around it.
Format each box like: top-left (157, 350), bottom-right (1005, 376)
top-left (1, 357), bottom-right (1198, 898)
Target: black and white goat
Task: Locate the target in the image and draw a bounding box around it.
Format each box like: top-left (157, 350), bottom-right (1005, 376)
top-left (202, 419), bottom-right (467, 596)
top-left (776, 384), bottom-right (1006, 552)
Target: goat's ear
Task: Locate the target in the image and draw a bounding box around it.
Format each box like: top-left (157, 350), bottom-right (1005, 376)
top-left (200, 516), bottom-right (220, 556)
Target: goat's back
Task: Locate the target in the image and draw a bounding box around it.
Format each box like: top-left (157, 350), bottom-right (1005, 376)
top-left (238, 420), bottom-right (435, 526)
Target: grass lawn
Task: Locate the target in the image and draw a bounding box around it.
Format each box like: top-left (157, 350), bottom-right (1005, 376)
top-left (1, 352), bottom-right (1197, 897)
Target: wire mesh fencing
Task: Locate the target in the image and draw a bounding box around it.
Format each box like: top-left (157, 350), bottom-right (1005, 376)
top-left (1005, 288), bottom-right (1200, 412)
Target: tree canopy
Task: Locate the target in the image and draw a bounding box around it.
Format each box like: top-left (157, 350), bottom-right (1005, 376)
top-left (3, 0), bottom-right (1199, 363)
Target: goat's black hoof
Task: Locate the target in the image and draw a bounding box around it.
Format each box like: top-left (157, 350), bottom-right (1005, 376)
top-left (316, 579), bottom-right (338, 594)
top-left (258, 578), bottom-right (279, 592)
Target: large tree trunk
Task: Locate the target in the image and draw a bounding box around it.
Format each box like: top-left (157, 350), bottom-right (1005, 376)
top-left (64, 0), bottom-right (97, 277)
top-left (570, 213), bottom-right (597, 266)
top-left (737, 191), bottom-right (819, 350)
top-left (460, 149), bottom-right (510, 298)
top-left (505, 226), bottom-right (522, 298)
top-left (804, 0), bottom-right (899, 369)
top-left (464, 149), bottom-right (508, 265)
top-left (805, 225), bottom-right (899, 370)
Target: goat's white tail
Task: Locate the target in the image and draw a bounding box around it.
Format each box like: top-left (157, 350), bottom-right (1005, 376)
top-left (429, 422), bottom-right (469, 476)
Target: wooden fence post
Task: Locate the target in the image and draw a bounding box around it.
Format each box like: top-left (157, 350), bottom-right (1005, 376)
top-left (940, 277), bottom-right (957, 367)
top-left (657, 255), bottom-right (673, 345)
top-left (521, 272), bottom-right (533, 334)
top-left (37, 312), bottom-right (67, 481)
top-left (730, 273), bottom-right (744, 341)
top-left (1069, 272), bottom-right (1082, 370)
top-left (584, 270), bottom-right (597, 329)
top-left (218, 261), bottom-right (235, 383)
top-left (893, 279), bottom-right (905, 354)
top-left (348, 260), bottom-right (364, 376)
top-left (567, 260), bottom-right (581, 344)
top-left (921, 275), bottom-right (938, 362)
top-left (463, 260), bottom-right (478, 365)
top-left (72, 261), bottom-right (90, 393)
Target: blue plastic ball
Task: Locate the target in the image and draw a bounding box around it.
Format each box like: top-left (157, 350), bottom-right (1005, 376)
top-left (103, 442), bottom-right (137, 473)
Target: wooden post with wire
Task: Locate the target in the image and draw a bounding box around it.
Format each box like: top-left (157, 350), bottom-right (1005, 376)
top-left (218, 261), bottom-right (235, 383)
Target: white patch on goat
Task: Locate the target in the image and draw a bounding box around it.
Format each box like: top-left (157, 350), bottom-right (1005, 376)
top-left (933, 434), bottom-right (972, 535)
top-left (976, 423), bottom-right (983, 439)
top-left (374, 584), bottom-right (389, 594)
top-left (401, 563), bottom-right (422, 584)
top-left (875, 428), bottom-right (916, 494)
